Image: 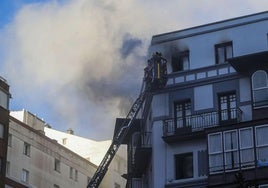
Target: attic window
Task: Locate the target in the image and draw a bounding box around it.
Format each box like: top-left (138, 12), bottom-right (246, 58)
top-left (215, 42), bottom-right (233, 64)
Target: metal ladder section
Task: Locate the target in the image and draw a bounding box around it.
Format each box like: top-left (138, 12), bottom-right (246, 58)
top-left (87, 52), bottom-right (167, 188)
top-left (87, 81), bottom-right (151, 188)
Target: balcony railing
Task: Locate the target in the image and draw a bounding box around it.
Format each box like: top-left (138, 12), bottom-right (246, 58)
top-left (163, 108), bottom-right (242, 136)
top-left (131, 132), bottom-right (152, 164)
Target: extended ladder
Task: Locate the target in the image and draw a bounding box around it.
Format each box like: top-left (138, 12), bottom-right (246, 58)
top-left (87, 52), bottom-right (167, 188)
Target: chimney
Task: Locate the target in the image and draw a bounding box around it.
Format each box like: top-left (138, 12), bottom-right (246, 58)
top-left (66, 128), bottom-right (74, 135)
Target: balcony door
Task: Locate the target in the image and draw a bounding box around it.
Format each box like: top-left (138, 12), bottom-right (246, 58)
top-left (174, 100), bottom-right (191, 128)
top-left (218, 92), bottom-right (237, 124)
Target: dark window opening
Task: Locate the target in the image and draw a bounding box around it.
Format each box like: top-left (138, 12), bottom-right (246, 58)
top-left (172, 51), bottom-right (189, 72)
top-left (215, 42), bottom-right (233, 64)
top-left (175, 153), bottom-right (193, 179)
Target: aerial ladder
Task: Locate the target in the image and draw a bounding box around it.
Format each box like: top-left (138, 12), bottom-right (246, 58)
top-left (87, 52), bottom-right (168, 188)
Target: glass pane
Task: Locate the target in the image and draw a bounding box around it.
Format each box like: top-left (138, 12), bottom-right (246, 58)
top-left (254, 88), bottom-right (268, 104)
top-left (240, 128), bottom-right (253, 148)
top-left (224, 131), bottom-right (237, 150)
top-left (226, 45), bottom-right (233, 59)
top-left (225, 151), bottom-right (239, 170)
top-left (217, 47), bottom-right (225, 64)
top-left (0, 124), bottom-right (4, 139)
top-left (256, 126), bottom-right (268, 146)
top-left (257, 147), bottom-right (268, 162)
top-left (253, 71), bottom-right (267, 89)
top-left (209, 133), bottom-right (222, 153)
top-left (240, 149), bottom-right (254, 167)
top-left (0, 90), bottom-right (8, 109)
top-left (209, 154), bottom-right (223, 172)
top-left (182, 56), bottom-right (189, 70)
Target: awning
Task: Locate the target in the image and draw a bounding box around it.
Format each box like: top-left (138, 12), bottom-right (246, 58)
top-left (228, 51), bottom-right (268, 73)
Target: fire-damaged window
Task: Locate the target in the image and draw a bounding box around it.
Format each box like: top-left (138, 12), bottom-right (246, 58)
top-left (171, 51), bottom-right (190, 72)
top-left (215, 41), bottom-right (233, 64)
top-left (252, 70), bottom-right (268, 107)
top-left (175, 152), bottom-right (193, 179)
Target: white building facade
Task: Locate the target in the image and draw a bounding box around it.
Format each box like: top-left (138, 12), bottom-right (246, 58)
top-left (44, 127), bottom-right (127, 188)
top-left (8, 110), bottom-right (97, 188)
top-left (126, 11), bottom-right (268, 188)
top-left (9, 109), bottom-right (127, 188)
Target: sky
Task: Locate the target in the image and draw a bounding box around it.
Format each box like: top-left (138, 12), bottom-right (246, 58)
top-left (0, 0), bottom-right (268, 140)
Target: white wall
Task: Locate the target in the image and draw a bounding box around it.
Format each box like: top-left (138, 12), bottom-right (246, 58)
top-left (7, 118), bottom-right (96, 188)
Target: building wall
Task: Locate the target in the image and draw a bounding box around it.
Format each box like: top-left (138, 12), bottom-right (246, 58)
top-left (7, 117), bottom-right (97, 188)
top-left (44, 127), bottom-right (127, 188)
top-left (146, 12), bottom-right (268, 188)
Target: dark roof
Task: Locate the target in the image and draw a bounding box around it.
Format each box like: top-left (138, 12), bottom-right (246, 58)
top-left (228, 51), bottom-right (268, 73)
top-left (113, 118), bottom-right (142, 144)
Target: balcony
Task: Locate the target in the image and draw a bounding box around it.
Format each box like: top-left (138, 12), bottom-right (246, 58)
top-left (163, 108), bottom-right (242, 142)
top-left (130, 132), bottom-right (152, 177)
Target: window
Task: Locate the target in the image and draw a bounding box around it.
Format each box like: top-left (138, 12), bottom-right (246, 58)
top-left (74, 169), bottom-right (78, 181)
top-left (6, 161), bottom-right (10, 176)
top-left (224, 130), bottom-right (239, 170)
top-left (175, 153), bottom-right (193, 179)
top-left (208, 126), bottom-right (268, 174)
top-left (23, 142), bottom-right (30, 157)
top-left (174, 100), bottom-right (191, 128)
top-left (21, 169), bottom-right (29, 183)
top-left (256, 125), bottom-right (268, 165)
top-left (239, 128), bottom-right (254, 168)
top-left (218, 92), bottom-right (237, 123)
top-left (252, 70), bottom-right (268, 107)
top-left (0, 90), bottom-right (9, 109)
top-left (171, 51), bottom-right (190, 72)
top-left (8, 134), bottom-right (12, 147)
top-left (208, 133), bottom-right (223, 173)
top-left (0, 124), bottom-right (4, 139)
top-left (69, 167), bottom-right (73, 179)
top-left (215, 42), bottom-right (233, 64)
top-left (259, 185), bottom-right (268, 188)
top-left (54, 159), bottom-right (61, 172)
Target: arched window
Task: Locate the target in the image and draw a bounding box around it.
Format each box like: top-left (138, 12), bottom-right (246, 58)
top-left (252, 70), bottom-right (268, 107)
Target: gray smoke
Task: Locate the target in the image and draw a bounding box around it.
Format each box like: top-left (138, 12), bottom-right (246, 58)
top-left (0, 0), bottom-right (267, 139)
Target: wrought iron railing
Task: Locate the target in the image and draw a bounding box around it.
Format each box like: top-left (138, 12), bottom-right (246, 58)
top-left (131, 132), bottom-right (152, 164)
top-left (163, 108), bottom-right (242, 136)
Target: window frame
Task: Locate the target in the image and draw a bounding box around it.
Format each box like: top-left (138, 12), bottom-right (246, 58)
top-left (239, 127), bottom-right (255, 169)
top-left (215, 41), bottom-right (233, 64)
top-left (218, 92), bottom-right (237, 124)
top-left (223, 130), bottom-right (239, 171)
top-left (174, 100), bottom-right (191, 128)
top-left (21, 169), bottom-right (29, 183)
top-left (23, 142), bottom-right (31, 157)
top-left (174, 152), bottom-right (194, 180)
top-left (6, 161), bottom-right (10, 176)
top-left (208, 132), bottom-right (223, 174)
top-left (251, 70), bottom-right (268, 108)
top-left (171, 50), bottom-right (190, 72)
top-left (54, 159), bottom-right (61, 173)
top-left (8, 134), bottom-right (12, 147)
top-left (255, 125), bottom-right (268, 165)
top-left (0, 124), bottom-right (4, 139)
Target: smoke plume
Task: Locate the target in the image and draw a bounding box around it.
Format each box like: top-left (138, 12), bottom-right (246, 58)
top-left (0, 0), bottom-right (267, 139)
